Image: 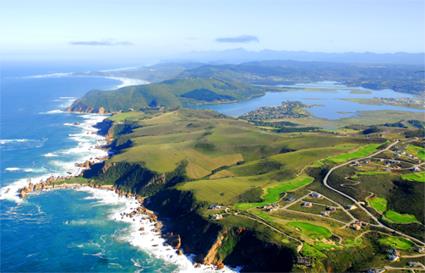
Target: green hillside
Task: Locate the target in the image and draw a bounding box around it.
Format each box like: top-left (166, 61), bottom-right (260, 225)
top-left (68, 77), bottom-right (267, 113)
top-left (57, 108), bottom-right (424, 271)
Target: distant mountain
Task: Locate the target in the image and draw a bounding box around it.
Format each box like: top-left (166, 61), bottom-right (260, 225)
top-left (170, 48), bottom-right (425, 66)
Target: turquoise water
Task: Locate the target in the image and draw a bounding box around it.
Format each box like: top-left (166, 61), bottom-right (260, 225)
top-left (194, 81), bottom-right (423, 118)
top-left (0, 65), bottom-right (177, 272)
top-left (1, 189), bottom-right (174, 272)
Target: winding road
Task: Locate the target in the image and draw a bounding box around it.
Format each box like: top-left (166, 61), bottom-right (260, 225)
top-left (322, 140), bottom-right (425, 247)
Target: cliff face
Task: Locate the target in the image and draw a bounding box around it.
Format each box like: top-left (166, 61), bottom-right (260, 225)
top-left (145, 189), bottom-right (296, 272)
top-left (67, 100), bottom-right (107, 114)
top-left (85, 113), bottom-right (297, 272)
top-left (146, 189), bottom-right (222, 259)
top-left (223, 231), bottom-right (295, 272)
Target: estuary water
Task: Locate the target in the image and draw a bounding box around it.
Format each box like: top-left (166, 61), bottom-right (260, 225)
top-left (194, 81), bottom-right (423, 119)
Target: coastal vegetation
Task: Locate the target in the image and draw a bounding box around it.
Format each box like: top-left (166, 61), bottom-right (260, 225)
top-left (36, 106), bottom-right (425, 272)
top-left (56, 62), bottom-right (425, 271)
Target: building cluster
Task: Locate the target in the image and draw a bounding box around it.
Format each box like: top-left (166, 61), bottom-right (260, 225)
top-left (208, 204), bottom-right (230, 221)
top-left (240, 101), bottom-right (309, 121)
top-left (262, 203), bottom-right (279, 212)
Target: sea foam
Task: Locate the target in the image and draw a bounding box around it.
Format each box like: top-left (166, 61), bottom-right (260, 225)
top-left (0, 138), bottom-right (31, 145)
top-left (0, 114), bottom-right (108, 203)
top-left (5, 167), bottom-right (47, 173)
top-left (78, 187), bottom-right (239, 273)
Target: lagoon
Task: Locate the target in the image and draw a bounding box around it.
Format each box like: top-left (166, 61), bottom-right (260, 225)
top-left (194, 81), bottom-right (423, 119)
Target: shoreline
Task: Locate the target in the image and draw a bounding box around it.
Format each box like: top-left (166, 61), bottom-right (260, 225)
top-left (17, 179), bottom-right (238, 272)
top-left (4, 109), bottom-right (237, 273)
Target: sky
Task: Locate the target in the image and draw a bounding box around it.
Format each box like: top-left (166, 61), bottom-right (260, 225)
top-left (1, 0), bottom-right (424, 63)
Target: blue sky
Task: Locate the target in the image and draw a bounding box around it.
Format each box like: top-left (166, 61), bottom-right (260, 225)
top-left (1, 0), bottom-right (424, 62)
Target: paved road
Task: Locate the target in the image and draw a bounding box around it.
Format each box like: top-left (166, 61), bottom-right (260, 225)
top-left (322, 140), bottom-right (425, 247)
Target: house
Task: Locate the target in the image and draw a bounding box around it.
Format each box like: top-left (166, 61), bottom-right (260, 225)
top-left (350, 221), bottom-right (362, 230)
top-left (387, 254), bottom-right (399, 262)
top-left (309, 192), bottom-right (322, 199)
top-left (284, 195), bottom-right (295, 202)
top-left (321, 211), bottom-right (331, 217)
top-left (408, 261), bottom-right (422, 267)
top-left (212, 214), bottom-right (223, 220)
top-left (263, 204), bottom-right (278, 212)
top-left (346, 204), bottom-right (357, 210)
top-left (386, 248), bottom-right (400, 261)
top-left (410, 166), bottom-right (421, 172)
top-left (326, 206), bottom-right (337, 212)
top-left (302, 201), bottom-right (313, 208)
top-left (263, 205), bottom-right (274, 211)
top-left (414, 246), bottom-right (425, 253)
top-left (208, 204), bottom-right (223, 210)
top-left (351, 161), bottom-right (360, 167)
top-left (296, 256), bottom-right (312, 267)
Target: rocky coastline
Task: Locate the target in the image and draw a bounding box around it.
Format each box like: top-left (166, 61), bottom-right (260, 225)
top-left (14, 116), bottom-right (232, 272)
top-left (17, 177), bottom-right (217, 269)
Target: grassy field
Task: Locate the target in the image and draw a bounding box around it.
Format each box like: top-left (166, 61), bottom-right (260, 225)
top-left (108, 111), bottom-right (147, 122)
top-left (383, 210), bottom-right (420, 224)
top-left (109, 109), bottom-right (371, 207)
top-left (401, 171), bottom-right (425, 183)
top-left (178, 175), bottom-right (274, 204)
top-left (263, 176), bottom-right (314, 201)
top-left (406, 144), bottom-right (425, 161)
top-left (325, 143), bottom-right (382, 164)
top-left (101, 109), bottom-right (420, 266)
top-left (378, 236), bottom-right (413, 250)
top-left (367, 196), bottom-right (387, 214)
top-left (301, 244), bottom-right (327, 258)
top-left (288, 221), bottom-right (332, 239)
top-left (235, 175), bottom-right (314, 210)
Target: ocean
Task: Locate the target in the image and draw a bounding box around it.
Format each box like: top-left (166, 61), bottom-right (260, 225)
top-left (0, 63), bottom-right (233, 273)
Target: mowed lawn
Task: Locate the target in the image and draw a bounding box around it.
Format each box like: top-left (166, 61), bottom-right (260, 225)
top-left (367, 196), bottom-right (387, 214)
top-left (288, 221), bottom-right (332, 239)
top-left (401, 171), bottom-right (425, 183)
top-left (325, 143), bottom-right (382, 164)
top-left (383, 210), bottom-right (420, 224)
top-left (378, 236), bottom-right (413, 250)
